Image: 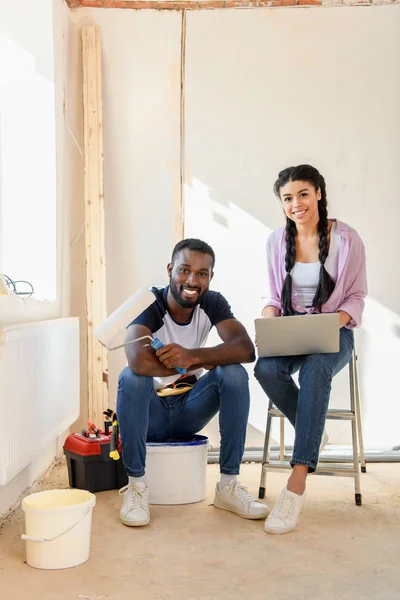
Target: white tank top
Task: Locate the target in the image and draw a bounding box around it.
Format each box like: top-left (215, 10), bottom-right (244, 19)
top-left (291, 221), bottom-right (340, 308)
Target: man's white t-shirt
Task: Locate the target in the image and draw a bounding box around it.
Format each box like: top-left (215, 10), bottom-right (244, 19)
top-left (129, 286), bottom-right (235, 390)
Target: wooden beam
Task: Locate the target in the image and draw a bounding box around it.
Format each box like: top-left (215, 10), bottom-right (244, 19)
top-left (66, 0), bottom-right (393, 9)
top-left (82, 25), bottom-right (108, 424)
top-left (176, 9), bottom-right (186, 243)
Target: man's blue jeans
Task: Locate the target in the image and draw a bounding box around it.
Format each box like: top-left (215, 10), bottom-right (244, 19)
top-left (116, 364), bottom-right (250, 477)
top-left (254, 328), bottom-right (354, 473)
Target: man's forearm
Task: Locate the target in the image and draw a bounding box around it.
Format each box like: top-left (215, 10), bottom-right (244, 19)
top-left (129, 350), bottom-right (177, 377)
top-left (188, 339), bottom-right (255, 367)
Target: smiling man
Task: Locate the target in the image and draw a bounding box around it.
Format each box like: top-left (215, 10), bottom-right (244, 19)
top-left (116, 238), bottom-right (268, 527)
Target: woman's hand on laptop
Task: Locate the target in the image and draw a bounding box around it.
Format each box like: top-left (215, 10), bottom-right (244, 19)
top-left (338, 310), bottom-right (352, 328)
top-left (262, 306), bottom-right (280, 318)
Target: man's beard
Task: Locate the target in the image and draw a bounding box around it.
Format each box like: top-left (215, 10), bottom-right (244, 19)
top-left (169, 278), bottom-right (208, 309)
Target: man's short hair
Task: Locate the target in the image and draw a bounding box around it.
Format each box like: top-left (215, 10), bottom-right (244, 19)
top-left (171, 238), bottom-right (215, 269)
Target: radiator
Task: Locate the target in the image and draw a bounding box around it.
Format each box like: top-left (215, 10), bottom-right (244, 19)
top-left (0, 318), bottom-right (80, 486)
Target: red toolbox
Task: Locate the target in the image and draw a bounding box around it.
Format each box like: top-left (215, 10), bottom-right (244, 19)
top-left (64, 432), bottom-right (128, 493)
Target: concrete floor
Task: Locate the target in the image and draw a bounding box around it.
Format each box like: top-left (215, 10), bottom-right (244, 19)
top-left (0, 461), bottom-right (399, 600)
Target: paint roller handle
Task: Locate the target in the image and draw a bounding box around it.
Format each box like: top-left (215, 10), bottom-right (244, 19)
top-left (151, 337), bottom-right (187, 375)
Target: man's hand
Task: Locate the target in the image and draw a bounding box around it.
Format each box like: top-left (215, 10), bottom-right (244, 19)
top-left (156, 344), bottom-right (194, 370)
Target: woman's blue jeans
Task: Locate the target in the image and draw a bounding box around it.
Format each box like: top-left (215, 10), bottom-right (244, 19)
top-left (116, 364), bottom-right (250, 477)
top-left (254, 328), bottom-right (354, 473)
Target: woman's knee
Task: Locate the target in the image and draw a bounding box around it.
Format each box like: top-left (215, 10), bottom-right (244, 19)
top-left (254, 357), bottom-right (281, 383)
top-left (300, 355), bottom-right (333, 381)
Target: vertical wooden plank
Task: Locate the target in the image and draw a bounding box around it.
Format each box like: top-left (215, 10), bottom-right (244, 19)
top-left (176, 9), bottom-right (186, 243)
top-left (82, 26), bottom-right (108, 425)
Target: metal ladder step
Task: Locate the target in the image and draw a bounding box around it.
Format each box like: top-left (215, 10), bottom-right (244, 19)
top-left (262, 460), bottom-right (358, 477)
top-left (268, 407), bottom-right (355, 421)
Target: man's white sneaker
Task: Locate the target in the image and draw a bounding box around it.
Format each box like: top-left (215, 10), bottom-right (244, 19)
top-left (264, 485), bottom-right (305, 535)
top-left (119, 482), bottom-right (150, 526)
top-left (214, 481), bottom-right (269, 520)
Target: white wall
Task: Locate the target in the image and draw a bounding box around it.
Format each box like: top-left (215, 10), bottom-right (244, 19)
top-left (68, 8), bottom-right (182, 402)
top-left (184, 6), bottom-right (400, 448)
top-left (0, 433), bottom-right (68, 519)
top-left (0, 0), bottom-right (74, 519)
top-left (65, 5), bottom-right (400, 450)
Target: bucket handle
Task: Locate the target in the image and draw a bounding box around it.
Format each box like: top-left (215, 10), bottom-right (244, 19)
top-left (21, 505), bottom-right (93, 543)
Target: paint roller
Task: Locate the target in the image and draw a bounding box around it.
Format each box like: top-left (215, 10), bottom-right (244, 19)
top-left (95, 287), bottom-right (187, 461)
top-left (94, 286), bottom-right (187, 373)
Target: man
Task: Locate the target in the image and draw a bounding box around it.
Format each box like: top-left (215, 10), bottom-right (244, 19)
top-left (117, 238), bottom-right (268, 526)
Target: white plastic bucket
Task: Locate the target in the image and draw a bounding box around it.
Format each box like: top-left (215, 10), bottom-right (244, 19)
top-left (146, 435), bottom-right (209, 505)
top-left (21, 489), bottom-right (96, 570)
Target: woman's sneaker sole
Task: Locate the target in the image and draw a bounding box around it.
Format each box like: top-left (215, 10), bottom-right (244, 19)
top-left (264, 523), bottom-right (296, 535)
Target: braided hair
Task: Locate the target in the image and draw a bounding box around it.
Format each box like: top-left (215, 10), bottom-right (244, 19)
top-left (273, 165), bottom-right (335, 316)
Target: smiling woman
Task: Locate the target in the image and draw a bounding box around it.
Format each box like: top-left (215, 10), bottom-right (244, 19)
top-left (255, 164), bottom-right (367, 535)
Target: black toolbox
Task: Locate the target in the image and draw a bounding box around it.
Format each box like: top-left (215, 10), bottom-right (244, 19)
top-left (64, 432), bottom-right (128, 493)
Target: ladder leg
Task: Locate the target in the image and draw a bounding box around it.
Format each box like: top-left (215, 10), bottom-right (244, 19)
top-left (279, 416), bottom-right (285, 462)
top-left (349, 356), bottom-right (362, 506)
top-left (354, 350), bottom-right (366, 473)
top-left (259, 400), bottom-right (273, 499)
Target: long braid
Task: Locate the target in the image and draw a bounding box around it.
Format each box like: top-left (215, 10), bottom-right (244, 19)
top-left (312, 176), bottom-right (335, 311)
top-left (282, 217), bottom-right (297, 316)
top-left (273, 165), bottom-right (335, 315)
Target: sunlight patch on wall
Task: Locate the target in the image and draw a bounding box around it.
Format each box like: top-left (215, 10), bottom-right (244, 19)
top-left (185, 179), bottom-right (400, 448)
top-left (185, 177), bottom-right (273, 430)
top-left (356, 297), bottom-right (400, 448)
top-left (0, 32), bottom-right (57, 301)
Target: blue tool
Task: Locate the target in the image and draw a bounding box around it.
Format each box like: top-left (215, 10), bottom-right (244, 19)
top-left (151, 337), bottom-right (187, 375)
top-left (100, 332), bottom-right (188, 376)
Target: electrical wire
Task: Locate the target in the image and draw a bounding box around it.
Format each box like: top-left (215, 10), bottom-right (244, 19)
top-left (1, 274), bottom-right (34, 298)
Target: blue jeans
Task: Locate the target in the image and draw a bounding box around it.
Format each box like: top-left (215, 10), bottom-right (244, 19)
top-left (254, 328), bottom-right (354, 473)
top-left (116, 364), bottom-right (250, 477)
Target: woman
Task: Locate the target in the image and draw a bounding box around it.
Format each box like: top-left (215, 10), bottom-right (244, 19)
top-left (254, 164), bottom-right (367, 535)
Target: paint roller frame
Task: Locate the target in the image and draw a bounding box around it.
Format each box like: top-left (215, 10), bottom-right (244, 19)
top-left (98, 334), bottom-right (154, 352)
top-left (98, 333), bottom-right (187, 376)
top-left (94, 287), bottom-right (187, 375)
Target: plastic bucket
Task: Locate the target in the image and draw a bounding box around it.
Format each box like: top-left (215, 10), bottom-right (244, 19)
top-left (146, 435), bottom-right (209, 505)
top-left (21, 489), bottom-right (96, 570)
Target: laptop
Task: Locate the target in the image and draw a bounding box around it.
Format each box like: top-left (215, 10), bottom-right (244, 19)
top-left (255, 313), bottom-right (340, 358)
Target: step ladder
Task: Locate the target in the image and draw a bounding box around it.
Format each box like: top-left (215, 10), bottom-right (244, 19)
top-left (258, 347), bottom-right (366, 505)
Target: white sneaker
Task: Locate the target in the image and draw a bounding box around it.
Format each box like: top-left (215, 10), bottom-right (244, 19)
top-left (214, 481), bottom-right (269, 520)
top-left (264, 485), bottom-right (305, 535)
top-left (119, 482), bottom-right (150, 526)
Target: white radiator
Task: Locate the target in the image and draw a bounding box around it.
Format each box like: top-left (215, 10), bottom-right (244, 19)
top-left (0, 318), bottom-right (80, 486)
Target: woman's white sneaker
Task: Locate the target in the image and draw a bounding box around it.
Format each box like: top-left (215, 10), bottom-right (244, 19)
top-left (214, 481), bottom-right (269, 519)
top-left (119, 482), bottom-right (150, 526)
top-left (264, 486), bottom-right (305, 535)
